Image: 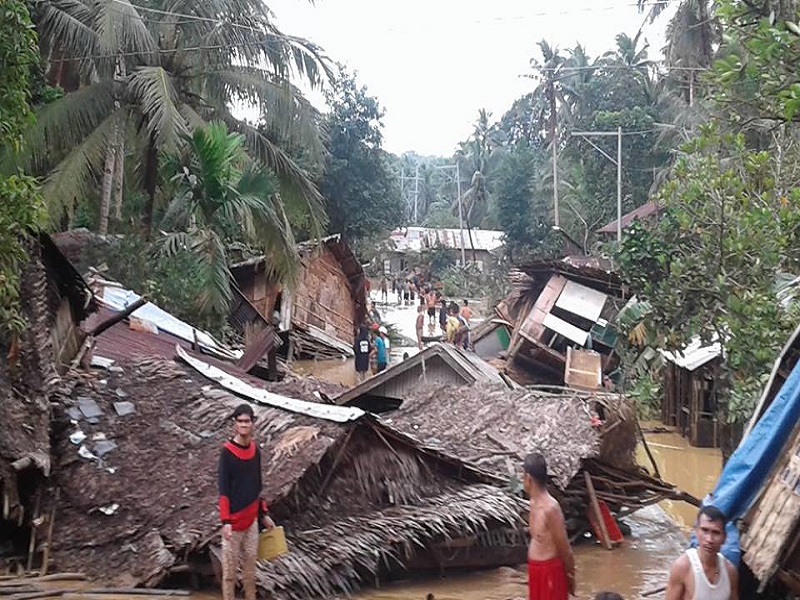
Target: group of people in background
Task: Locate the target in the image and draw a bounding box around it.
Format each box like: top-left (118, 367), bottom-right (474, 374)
top-left (418, 296), bottom-right (472, 350)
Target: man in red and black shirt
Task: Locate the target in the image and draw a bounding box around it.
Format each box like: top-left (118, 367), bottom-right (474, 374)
top-left (218, 403), bottom-right (274, 600)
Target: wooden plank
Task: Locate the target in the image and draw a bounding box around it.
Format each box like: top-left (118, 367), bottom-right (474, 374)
top-left (585, 471), bottom-right (612, 550)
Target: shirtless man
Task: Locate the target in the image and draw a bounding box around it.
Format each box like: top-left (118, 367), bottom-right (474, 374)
top-left (523, 452), bottom-right (575, 600)
top-left (666, 505), bottom-right (738, 600)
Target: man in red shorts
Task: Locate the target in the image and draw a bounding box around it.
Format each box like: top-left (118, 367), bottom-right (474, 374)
top-left (523, 452), bottom-right (575, 599)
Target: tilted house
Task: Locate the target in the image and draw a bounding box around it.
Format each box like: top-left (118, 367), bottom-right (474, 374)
top-left (0, 232), bottom-right (95, 572)
top-left (231, 235), bottom-right (367, 360)
top-left (659, 336), bottom-right (723, 448)
top-left (502, 261), bottom-right (627, 386)
top-left (738, 324), bottom-right (800, 595)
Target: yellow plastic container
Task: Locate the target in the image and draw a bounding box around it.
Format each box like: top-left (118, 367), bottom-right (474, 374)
top-left (258, 526), bottom-right (288, 561)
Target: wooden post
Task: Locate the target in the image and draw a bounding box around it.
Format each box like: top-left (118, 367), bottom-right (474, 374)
top-left (26, 492), bottom-right (41, 572)
top-left (584, 471), bottom-right (612, 550)
top-left (40, 489), bottom-right (59, 576)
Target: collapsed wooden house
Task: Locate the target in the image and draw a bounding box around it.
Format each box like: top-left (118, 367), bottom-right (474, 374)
top-left (0, 232), bottom-right (95, 573)
top-left (231, 235), bottom-right (368, 361)
top-left (375, 384), bottom-right (694, 539)
top-left (43, 346), bottom-right (530, 597)
top-left (334, 342), bottom-right (516, 411)
top-left (498, 262), bottom-right (627, 387)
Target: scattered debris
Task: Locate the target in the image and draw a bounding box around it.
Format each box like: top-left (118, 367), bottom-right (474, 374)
top-left (77, 398), bottom-right (103, 420)
top-left (112, 401), bottom-right (135, 417)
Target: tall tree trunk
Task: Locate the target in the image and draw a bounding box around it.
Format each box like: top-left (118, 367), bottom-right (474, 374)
top-left (111, 58), bottom-right (126, 223)
top-left (142, 137), bottom-right (158, 240)
top-left (112, 137), bottom-right (124, 221)
top-left (99, 138), bottom-right (115, 235)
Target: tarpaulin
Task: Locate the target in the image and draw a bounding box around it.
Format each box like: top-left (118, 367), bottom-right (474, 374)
top-left (691, 356), bottom-right (800, 565)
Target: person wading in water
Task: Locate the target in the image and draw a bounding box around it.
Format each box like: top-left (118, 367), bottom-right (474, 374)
top-left (666, 506), bottom-right (738, 600)
top-left (218, 404), bottom-right (275, 600)
top-left (523, 452), bottom-right (575, 599)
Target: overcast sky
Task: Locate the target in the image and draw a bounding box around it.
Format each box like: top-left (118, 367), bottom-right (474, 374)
top-left (267, 0), bottom-right (671, 157)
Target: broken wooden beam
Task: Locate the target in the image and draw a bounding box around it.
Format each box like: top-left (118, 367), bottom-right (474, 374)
top-left (89, 297), bottom-right (148, 338)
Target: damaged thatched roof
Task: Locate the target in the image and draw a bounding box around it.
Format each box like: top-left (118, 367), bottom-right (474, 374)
top-left (382, 384), bottom-right (637, 489)
top-left (49, 354), bottom-right (524, 598)
top-left (2, 233), bottom-right (96, 517)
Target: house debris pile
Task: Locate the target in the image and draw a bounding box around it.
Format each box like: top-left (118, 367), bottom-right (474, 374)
top-left (41, 350), bottom-right (528, 598)
top-left (381, 384), bottom-right (693, 536)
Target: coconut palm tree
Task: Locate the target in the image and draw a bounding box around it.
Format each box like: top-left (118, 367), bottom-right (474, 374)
top-left (161, 121), bottom-right (296, 315)
top-left (19, 0), bottom-right (328, 238)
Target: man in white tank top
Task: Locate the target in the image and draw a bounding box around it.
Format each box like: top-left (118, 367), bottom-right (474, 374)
top-left (666, 506), bottom-right (738, 599)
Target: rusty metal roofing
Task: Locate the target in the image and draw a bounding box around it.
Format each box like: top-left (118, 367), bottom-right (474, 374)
top-left (596, 200), bottom-right (661, 234)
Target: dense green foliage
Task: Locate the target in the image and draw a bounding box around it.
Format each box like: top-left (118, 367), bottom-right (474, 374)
top-left (615, 0), bottom-right (800, 425)
top-left (161, 122), bottom-right (296, 317)
top-left (0, 0), bottom-right (47, 343)
top-left (618, 127), bottom-right (800, 421)
top-left (320, 69), bottom-right (402, 250)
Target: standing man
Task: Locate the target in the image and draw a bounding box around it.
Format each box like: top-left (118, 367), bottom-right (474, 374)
top-left (218, 404), bottom-right (275, 600)
top-left (416, 304), bottom-right (425, 350)
top-left (371, 326), bottom-right (389, 372)
top-left (426, 289), bottom-right (437, 326)
top-left (666, 506), bottom-right (738, 599)
top-left (523, 452), bottom-right (575, 600)
top-left (354, 325), bottom-right (371, 382)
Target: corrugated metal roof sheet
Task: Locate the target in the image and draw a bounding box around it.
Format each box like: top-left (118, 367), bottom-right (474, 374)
top-left (177, 346), bottom-right (364, 423)
top-left (659, 336), bottom-right (722, 371)
top-left (96, 283), bottom-right (236, 358)
top-left (389, 227), bottom-right (505, 253)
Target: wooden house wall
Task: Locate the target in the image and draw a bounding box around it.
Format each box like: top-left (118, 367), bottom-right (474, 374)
top-left (662, 362), bottom-right (719, 447)
top-left (293, 249), bottom-right (356, 345)
top-left (238, 271), bottom-right (281, 322)
top-left (742, 423), bottom-right (800, 584)
top-left (50, 299), bottom-right (83, 373)
top-left (369, 355), bottom-right (468, 400)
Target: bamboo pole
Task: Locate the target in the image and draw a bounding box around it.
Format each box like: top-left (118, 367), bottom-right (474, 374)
top-left (40, 489), bottom-right (59, 576)
top-left (26, 492), bottom-right (41, 572)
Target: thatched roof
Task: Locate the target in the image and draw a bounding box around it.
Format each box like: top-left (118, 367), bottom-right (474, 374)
top-left (49, 354), bottom-right (524, 598)
top-left (381, 384), bottom-right (637, 489)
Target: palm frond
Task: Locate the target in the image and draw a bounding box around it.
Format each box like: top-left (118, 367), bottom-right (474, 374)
top-left (158, 230), bottom-right (193, 256)
top-left (225, 116), bottom-right (327, 239)
top-left (34, 0), bottom-right (98, 60)
top-left (127, 66), bottom-right (188, 152)
top-left (207, 66), bottom-right (325, 160)
top-left (94, 0), bottom-right (157, 58)
top-left (11, 81), bottom-right (117, 174)
top-left (190, 228), bottom-right (232, 315)
top-left (42, 112), bottom-right (121, 225)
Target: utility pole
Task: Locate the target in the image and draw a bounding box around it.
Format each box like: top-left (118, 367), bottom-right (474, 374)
top-left (571, 128), bottom-right (625, 243)
top-left (616, 126), bottom-right (622, 243)
top-left (413, 162), bottom-right (420, 225)
top-left (552, 112), bottom-right (559, 227)
top-left (455, 162), bottom-right (466, 267)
